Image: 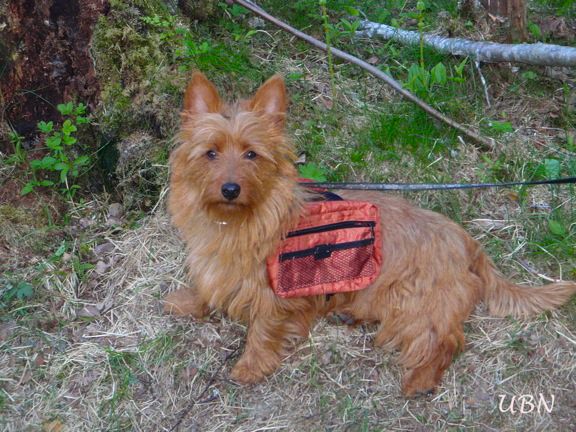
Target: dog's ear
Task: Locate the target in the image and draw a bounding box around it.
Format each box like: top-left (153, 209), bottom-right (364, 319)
top-left (183, 71), bottom-right (222, 116)
top-left (249, 75), bottom-right (287, 128)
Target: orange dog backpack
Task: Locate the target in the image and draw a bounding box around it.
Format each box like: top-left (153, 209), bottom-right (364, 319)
top-left (267, 195), bottom-right (383, 298)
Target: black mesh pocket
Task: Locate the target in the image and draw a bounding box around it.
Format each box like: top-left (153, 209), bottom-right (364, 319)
top-left (278, 239), bottom-right (377, 293)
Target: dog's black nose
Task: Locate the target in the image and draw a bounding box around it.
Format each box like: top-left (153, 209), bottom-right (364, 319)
top-left (221, 183), bottom-right (241, 201)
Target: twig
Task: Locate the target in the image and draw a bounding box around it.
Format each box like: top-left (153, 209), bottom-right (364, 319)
top-left (229, 0), bottom-right (495, 150)
top-left (168, 347), bottom-right (239, 432)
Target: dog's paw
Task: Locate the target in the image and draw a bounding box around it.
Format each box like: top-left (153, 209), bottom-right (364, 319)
top-left (163, 289), bottom-right (209, 318)
top-left (401, 368), bottom-right (439, 398)
top-left (230, 361), bottom-right (266, 384)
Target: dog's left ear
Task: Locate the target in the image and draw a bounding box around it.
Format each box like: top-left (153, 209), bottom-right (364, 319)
top-left (249, 75), bottom-right (287, 128)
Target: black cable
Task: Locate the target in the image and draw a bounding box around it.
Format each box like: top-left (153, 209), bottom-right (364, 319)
top-left (301, 177), bottom-right (576, 192)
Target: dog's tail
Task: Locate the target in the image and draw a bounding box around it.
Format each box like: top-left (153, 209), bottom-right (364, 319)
top-left (472, 250), bottom-right (576, 317)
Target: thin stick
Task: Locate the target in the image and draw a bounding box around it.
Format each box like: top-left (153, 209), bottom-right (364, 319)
top-left (474, 60), bottom-right (491, 108)
top-left (168, 347), bottom-right (239, 432)
top-left (230, 0), bottom-right (495, 150)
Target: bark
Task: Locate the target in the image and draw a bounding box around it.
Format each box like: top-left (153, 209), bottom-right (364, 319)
top-left (480, 0), bottom-right (528, 41)
top-left (357, 20), bottom-right (576, 67)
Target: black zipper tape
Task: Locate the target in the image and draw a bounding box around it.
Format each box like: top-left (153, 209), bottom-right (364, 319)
top-left (286, 220), bottom-right (375, 238)
top-left (280, 238), bottom-right (375, 261)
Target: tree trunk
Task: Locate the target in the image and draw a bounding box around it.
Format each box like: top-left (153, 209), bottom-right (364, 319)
top-left (0, 0), bottom-right (109, 151)
top-left (480, 0), bottom-right (528, 42)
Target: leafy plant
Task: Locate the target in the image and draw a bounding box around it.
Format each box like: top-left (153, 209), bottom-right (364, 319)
top-left (140, 13), bottom-right (174, 30)
top-left (527, 22), bottom-right (542, 39)
top-left (299, 163), bottom-right (328, 182)
top-left (5, 131), bottom-right (26, 165)
top-left (21, 102), bottom-right (91, 199)
top-left (480, 119), bottom-right (514, 135)
top-left (1, 279), bottom-right (35, 309)
top-left (404, 61), bottom-right (447, 97)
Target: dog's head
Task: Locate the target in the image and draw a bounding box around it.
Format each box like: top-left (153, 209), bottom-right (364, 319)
top-left (170, 72), bottom-right (297, 223)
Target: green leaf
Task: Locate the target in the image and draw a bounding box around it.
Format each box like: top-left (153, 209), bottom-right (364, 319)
top-left (41, 155), bottom-right (58, 168)
top-left (485, 120), bottom-right (514, 134)
top-left (73, 155), bottom-right (90, 167)
top-left (528, 22), bottom-right (542, 39)
top-left (298, 163), bottom-right (328, 182)
top-left (38, 121), bottom-right (54, 133)
top-left (21, 182), bottom-right (35, 195)
top-left (521, 71), bottom-right (537, 81)
top-left (454, 57), bottom-right (468, 77)
top-left (31, 156), bottom-right (57, 170)
top-left (230, 4), bottom-right (247, 17)
top-left (15, 282), bottom-right (34, 300)
top-left (548, 220), bottom-right (567, 237)
top-left (53, 241), bottom-right (67, 259)
top-left (74, 103), bottom-right (87, 115)
top-left (286, 72), bottom-right (304, 81)
top-left (62, 134), bottom-right (77, 145)
top-left (430, 62), bottom-right (447, 85)
top-left (57, 102), bottom-right (74, 116)
top-left (62, 119), bottom-right (77, 135)
top-left (39, 180), bottom-right (55, 187)
top-left (544, 158), bottom-right (561, 179)
top-left (54, 162), bottom-right (69, 171)
top-left (30, 160), bottom-right (42, 170)
top-left (46, 135), bottom-right (62, 150)
top-left (59, 167), bottom-right (69, 183)
top-left (75, 116), bottom-right (89, 124)
top-left (344, 6), bottom-right (359, 16)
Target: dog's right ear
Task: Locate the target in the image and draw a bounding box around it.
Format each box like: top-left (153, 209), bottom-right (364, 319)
top-left (183, 72), bottom-right (222, 116)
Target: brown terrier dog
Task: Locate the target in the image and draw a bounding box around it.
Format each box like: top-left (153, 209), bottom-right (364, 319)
top-left (164, 72), bottom-right (576, 396)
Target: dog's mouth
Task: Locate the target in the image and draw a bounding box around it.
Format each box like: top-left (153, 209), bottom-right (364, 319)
top-left (204, 200), bottom-right (250, 216)
top-left (216, 201), bottom-right (244, 208)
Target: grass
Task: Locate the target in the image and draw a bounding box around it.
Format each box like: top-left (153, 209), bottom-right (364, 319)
top-left (1, 0), bottom-right (575, 430)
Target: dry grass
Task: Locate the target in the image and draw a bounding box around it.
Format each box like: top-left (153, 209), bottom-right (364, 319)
top-left (2, 193), bottom-right (574, 431)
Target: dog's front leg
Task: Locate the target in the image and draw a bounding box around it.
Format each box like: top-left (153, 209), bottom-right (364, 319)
top-left (163, 287), bottom-right (210, 319)
top-left (230, 316), bottom-right (289, 384)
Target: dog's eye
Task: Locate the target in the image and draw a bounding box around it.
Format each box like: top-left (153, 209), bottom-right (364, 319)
top-left (245, 151), bottom-right (257, 160)
top-left (206, 150), bottom-right (217, 160)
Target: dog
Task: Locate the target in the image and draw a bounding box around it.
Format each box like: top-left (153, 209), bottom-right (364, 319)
top-left (164, 72), bottom-right (576, 396)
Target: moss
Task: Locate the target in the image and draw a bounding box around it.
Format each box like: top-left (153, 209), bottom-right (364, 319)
top-left (179, 0), bottom-right (220, 20)
top-left (92, 0), bottom-right (182, 138)
top-left (0, 205), bottom-right (36, 225)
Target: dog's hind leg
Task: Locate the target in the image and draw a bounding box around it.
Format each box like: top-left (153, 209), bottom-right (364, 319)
top-left (370, 273), bottom-right (477, 397)
top-left (399, 325), bottom-right (464, 396)
top-left (374, 316), bottom-right (465, 397)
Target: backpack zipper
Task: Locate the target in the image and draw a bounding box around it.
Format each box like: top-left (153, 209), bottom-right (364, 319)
top-left (286, 220), bottom-right (375, 238)
top-left (280, 238), bottom-right (375, 261)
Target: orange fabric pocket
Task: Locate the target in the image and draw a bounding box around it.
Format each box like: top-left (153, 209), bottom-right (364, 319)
top-left (267, 200), bottom-right (382, 298)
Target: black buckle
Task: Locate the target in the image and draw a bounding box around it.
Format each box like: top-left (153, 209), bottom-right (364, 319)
top-left (313, 244), bottom-right (332, 260)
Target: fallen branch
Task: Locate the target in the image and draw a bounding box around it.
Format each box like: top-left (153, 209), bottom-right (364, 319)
top-left (229, 0), bottom-right (495, 150)
top-left (358, 20), bottom-right (576, 67)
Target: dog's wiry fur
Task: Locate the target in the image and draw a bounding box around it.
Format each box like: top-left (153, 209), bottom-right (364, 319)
top-left (165, 72), bottom-right (576, 396)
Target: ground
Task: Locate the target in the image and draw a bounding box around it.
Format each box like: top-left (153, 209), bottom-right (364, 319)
top-left (1, 1), bottom-right (575, 431)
